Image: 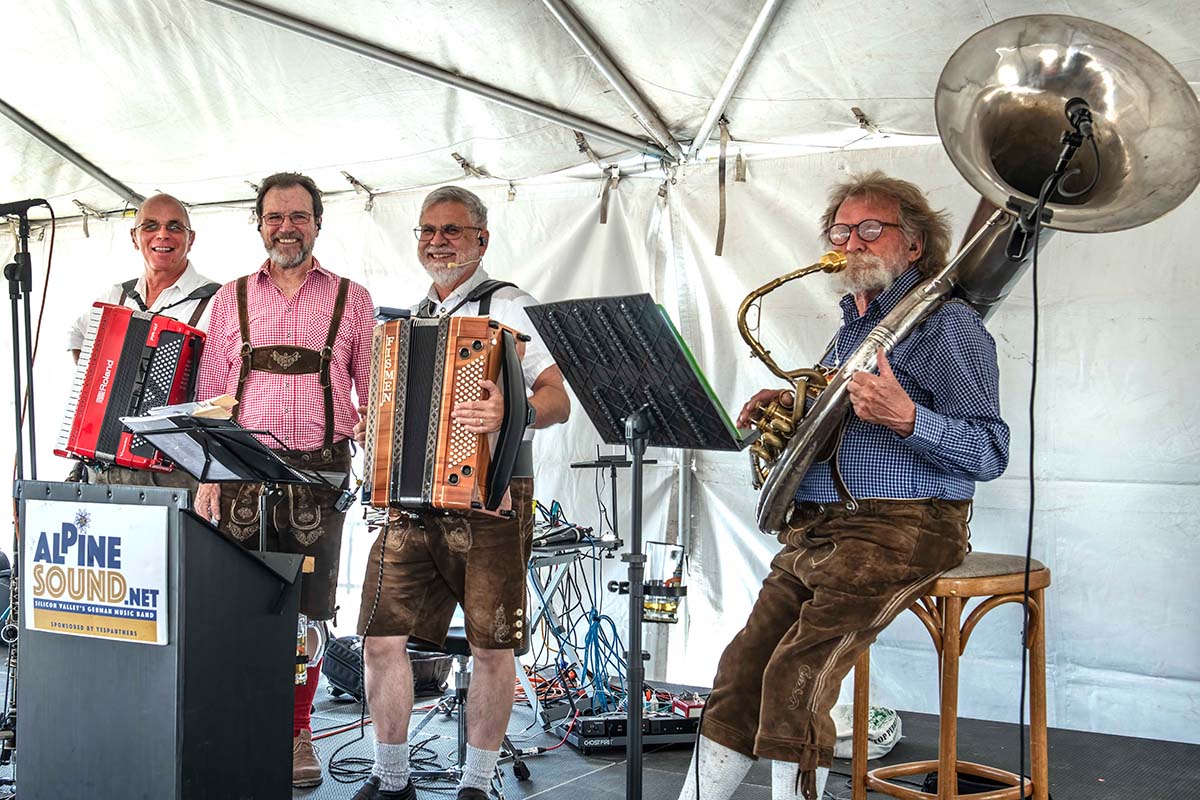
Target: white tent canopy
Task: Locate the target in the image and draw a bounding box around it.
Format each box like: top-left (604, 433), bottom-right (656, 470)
top-left (1, 0), bottom-right (1198, 746)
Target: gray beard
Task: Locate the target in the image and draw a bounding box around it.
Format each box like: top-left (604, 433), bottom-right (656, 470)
top-left (833, 252), bottom-right (901, 295)
top-left (267, 243), bottom-right (311, 269)
top-left (423, 260), bottom-right (474, 291)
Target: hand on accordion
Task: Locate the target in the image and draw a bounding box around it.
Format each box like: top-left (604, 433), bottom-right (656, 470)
top-left (451, 378), bottom-right (503, 434)
top-left (354, 404), bottom-right (368, 446)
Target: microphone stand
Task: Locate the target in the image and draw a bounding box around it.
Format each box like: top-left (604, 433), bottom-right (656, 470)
top-left (1, 199), bottom-right (46, 772)
top-left (5, 206), bottom-right (42, 481)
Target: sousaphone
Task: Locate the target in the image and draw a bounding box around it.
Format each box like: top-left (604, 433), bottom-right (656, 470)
top-left (750, 15), bottom-right (1200, 533)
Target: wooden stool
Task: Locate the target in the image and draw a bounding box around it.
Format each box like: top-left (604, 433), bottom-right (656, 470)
top-left (851, 552), bottom-right (1051, 800)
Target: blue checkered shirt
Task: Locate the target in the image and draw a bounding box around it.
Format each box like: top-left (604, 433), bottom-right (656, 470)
top-left (795, 267), bottom-right (1010, 502)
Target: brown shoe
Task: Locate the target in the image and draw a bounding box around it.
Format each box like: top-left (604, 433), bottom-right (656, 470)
top-left (292, 729), bottom-right (323, 788)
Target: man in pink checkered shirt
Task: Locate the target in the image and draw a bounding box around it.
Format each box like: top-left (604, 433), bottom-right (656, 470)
top-left (192, 171), bottom-right (374, 789)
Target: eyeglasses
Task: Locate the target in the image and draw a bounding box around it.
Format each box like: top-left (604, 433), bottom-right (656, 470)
top-left (413, 224), bottom-right (483, 242)
top-left (260, 211), bottom-right (315, 227)
top-left (826, 219), bottom-right (902, 245)
top-left (133, 221), bottom-right (192, 235)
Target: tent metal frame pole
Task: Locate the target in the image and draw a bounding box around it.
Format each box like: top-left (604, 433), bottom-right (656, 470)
top-left (689, 0), bottom-right (785, 160)
top-left (0, 97), bottom-right (144, 207)
top-left (540, 0), bottom-right (685, 161)
top-left (202, 0), bottom-right (672, 162)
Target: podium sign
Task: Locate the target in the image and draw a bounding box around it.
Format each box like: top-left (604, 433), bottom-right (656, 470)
top-left (23, 499), bottom-right (168, 645)
top-left (17, 481), bottom-right (301, 800)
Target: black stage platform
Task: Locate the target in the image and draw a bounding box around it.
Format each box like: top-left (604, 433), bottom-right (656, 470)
top-left (283, 674), bottom-right (1199, 800)
top-left (0, 670), bottom-right (1190, 798)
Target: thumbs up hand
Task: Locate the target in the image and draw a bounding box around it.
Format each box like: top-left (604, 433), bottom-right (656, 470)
top-left (846, 348), bottom-right (916, 436)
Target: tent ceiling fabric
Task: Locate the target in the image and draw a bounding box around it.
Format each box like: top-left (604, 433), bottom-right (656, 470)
top-left (0, 0), bottom-right (1197, 215)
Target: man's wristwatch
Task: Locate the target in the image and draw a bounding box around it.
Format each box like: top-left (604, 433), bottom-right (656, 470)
top-left (526, 403), bottom-right (537, 428)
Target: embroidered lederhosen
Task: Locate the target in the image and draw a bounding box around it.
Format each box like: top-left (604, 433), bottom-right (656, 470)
top-left (219, 275), bottom-right (352, 619)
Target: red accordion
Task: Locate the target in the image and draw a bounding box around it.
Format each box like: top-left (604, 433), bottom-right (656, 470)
top-left (362, 315), bottom-right (529, 512)
top-left (56, 303), bottom-right (205, 472)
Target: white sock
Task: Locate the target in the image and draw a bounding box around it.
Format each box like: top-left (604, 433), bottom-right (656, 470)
top-left (373, 740), bottom-right (409, 791)
top-left (459, 743), bottom-right (501, 792)
top-left (771, 761), bottom-right (829, 800)
top-left (676, 734), bottom-right (754, 800)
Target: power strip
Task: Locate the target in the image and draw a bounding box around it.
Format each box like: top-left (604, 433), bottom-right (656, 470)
top-left (557, 713), bottom-right (699, 754)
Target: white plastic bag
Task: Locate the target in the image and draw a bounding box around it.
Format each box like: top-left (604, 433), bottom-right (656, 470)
top-left (831, 703), bottom-right (902, 759)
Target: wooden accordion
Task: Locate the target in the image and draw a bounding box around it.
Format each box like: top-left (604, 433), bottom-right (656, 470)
top-left (362, 315), bottom-right (529, 513)
top-left (56, 302), bottom-right (205, 471)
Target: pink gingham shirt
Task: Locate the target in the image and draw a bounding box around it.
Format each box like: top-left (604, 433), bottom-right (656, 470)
top-left (196, 259), bottom-right (374, 452)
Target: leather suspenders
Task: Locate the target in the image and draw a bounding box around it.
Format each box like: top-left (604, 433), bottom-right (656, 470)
top-left (232, 275), bottom-right (351, 458)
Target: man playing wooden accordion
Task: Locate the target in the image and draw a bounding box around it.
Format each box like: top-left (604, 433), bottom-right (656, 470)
top-left (352, 186), bottom-right (570, 800)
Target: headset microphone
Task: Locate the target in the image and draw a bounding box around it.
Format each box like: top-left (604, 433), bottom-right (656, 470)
top-left (478, 234), bottom-right (487, 246)
top-left (446, 257), bottom-right (481, 270)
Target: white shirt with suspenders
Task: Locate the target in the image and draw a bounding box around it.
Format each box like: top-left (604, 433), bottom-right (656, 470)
top-left (66, 261), bottom-right (220, 352)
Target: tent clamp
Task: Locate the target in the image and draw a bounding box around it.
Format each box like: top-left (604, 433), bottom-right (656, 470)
top-left (452, 152), bottom-right (494, 181)
top-left (851, 106), bottom-right (881, 135)
top-left (72, 199), bottom-right (106, 238)
top-left (341, 171), bottom-right (377, 211)
top-left (599, 165), bottom-right (620, 225)
top-left (575, 131), bottom-right (604, 171)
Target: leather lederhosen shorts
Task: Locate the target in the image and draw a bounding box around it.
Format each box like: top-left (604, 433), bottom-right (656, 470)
top-left (217, 439), bottom-right (351, 620)
top-left (357, 477), bottom-right (534, 651)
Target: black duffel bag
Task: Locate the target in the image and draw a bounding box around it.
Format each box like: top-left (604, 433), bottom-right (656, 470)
top-left (322, 635), bottom-right (452, 701)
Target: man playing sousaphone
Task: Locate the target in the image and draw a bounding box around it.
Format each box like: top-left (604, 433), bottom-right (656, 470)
top-left (677, 172), bottom-right (1010, 800)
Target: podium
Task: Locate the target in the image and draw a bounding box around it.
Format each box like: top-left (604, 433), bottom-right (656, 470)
top-left (15, 480), bottom-right (302, 800)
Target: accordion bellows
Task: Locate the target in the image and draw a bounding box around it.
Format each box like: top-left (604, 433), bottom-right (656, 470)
top-left (56, 302), bottom-right (204, 471)
top-left (363, 315), bottom-right (528, 512)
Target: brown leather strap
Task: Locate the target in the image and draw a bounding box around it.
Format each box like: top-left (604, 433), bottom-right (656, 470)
top-left (825, 414), bottom-right (859, 513)
top-left (319, 278), bottom-right (351, 454)
top-left (233, 276), bottom-right (251, 423)
top-left (184, 282), bottom-right (221, 327)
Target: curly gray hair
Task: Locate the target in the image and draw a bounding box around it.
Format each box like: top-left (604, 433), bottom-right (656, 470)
top-left (820, 171), bottom-right (952, 276)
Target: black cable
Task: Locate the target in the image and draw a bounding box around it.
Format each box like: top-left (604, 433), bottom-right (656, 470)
top-left (1013, 167), bottom-right (1058, 799)
top-left (1056, 135), bottom-right (1102, 199)
top-left (327, 523), bottom-right (390, 784)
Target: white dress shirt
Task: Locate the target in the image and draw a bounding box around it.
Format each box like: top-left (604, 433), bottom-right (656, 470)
top-left (416, 267), bottom-right (558, 440)
top-left (66, 261), bottom-right (217, 351)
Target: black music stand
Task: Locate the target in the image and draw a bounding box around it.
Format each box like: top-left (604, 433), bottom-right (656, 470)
top-left (527, 294), bottom-right (752, 800)
top-left (122, 416), bottom-right (345, 556)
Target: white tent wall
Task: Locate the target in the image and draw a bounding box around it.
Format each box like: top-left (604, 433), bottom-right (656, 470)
top-left (2, 143), bottom-right (1198, 744)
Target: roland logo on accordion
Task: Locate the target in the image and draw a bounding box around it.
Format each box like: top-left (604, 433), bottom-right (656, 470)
top-left (56, 303), bottom-right (205, 472)
top-left (362, 315), bottom-right (531, 514)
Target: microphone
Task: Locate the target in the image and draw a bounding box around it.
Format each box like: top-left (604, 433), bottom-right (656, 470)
top-left (0, 198), bottom-right (48, 216)
top-left (1065, 97), bottom-right (1095, 138)
top-left (533, 524), bottom-right (593, 547)
top-left (446, 258), bottom-right (481, 270)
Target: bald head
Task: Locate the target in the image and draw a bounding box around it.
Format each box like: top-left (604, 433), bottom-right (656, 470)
top-left (130, 193), bottom-right (195, 280)
top-left (135, 194), bottom-right (190, 228)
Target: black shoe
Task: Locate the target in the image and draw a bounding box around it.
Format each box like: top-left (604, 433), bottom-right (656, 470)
top-left (457, 788), bottom-right (490, 800)
top-left (352, 776), bottom-right (417, 800)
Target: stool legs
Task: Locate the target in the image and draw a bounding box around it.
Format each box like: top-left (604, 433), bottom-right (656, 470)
top-left (850, 588), bottom-right (1049, 800)
top-left (938, 596), bottom-right (962, 799)
top-left (1029, 588), bottom-right (1048, 800)
top-left (852, 651), bottom-right (869, 800)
